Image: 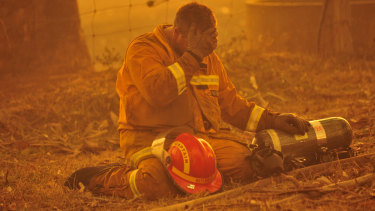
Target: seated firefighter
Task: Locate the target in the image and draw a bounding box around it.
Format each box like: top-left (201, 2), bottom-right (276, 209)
top-left (65, 2), bottom-right (309, 199)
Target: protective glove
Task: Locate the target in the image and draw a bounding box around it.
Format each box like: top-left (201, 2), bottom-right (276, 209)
top-left (270, 113), bottom-right (310, 135)
top-left (186, 23), bottom-right (218, 60)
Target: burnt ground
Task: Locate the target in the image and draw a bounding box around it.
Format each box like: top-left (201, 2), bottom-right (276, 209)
top-left (0, 51), bottom-right (375, 210)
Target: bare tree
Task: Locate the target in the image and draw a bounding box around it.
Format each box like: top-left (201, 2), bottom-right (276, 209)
top-left (318, 0), bottom-right (353, 56)
top-left (0, 0), bottom-right (91, 74)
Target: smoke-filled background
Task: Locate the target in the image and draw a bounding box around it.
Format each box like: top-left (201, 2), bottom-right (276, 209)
top-left (77, 0), bottom-right (375, 70)
top-left (1, 0), bottom-right (374, 74)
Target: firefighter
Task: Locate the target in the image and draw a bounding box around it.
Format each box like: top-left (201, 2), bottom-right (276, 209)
top-left (65, 2), bottom-right (309, 199)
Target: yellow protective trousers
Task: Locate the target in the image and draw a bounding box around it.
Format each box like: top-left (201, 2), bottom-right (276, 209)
top-left (87, 130), bottom-right (255, 199)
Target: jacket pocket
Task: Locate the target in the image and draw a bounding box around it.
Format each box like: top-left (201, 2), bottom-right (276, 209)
top-left (125, 91), bottom-right (194, 127)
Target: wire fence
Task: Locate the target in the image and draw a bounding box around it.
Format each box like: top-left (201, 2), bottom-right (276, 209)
top-left (86, 0), bottom-right (171, 63)
top-left (83, 0), bottom-right (180, 63)
top-left (79, 0), bottom-right (241, 64)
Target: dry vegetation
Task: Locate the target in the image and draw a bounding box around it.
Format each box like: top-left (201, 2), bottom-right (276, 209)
top-left (0, 46), bottom-right (375, 210)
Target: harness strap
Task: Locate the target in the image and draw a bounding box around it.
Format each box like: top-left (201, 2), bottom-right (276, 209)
top-left (151, 136), bottom-right (167, 163)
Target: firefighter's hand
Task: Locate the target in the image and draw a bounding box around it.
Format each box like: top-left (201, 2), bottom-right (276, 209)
top-left (272, 113), bottom-right (310, 135)
top-left (187, 23), bottom-right (218, 60)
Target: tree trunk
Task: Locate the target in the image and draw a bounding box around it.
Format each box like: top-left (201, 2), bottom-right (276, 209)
top-left (0, 0), bottom-right (91, 74)
top-left (318, 0), bottom-right (353, 56)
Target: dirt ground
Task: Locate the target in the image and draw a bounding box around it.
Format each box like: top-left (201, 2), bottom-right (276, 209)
top-left (0, 51), bottom-right (374, 210)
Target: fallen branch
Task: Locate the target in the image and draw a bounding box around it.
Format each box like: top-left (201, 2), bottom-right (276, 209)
top-left (151, 153), bottom-right (375, 211)
top-left (153, 173), bottom-right (374, 211)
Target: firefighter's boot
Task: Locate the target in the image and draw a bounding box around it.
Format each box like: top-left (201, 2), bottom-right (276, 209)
top-left (64, 164), bottom-right (122, 189)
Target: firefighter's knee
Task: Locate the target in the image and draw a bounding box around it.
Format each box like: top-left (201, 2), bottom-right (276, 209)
top-left (131, 157), bottom-right (179, 200)
top-left (208, 139), bottom-right (254, 182)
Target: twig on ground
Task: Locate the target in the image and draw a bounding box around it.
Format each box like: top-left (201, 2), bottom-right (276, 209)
top-left (4, 170), bottom-right (9, 185)
top-left (267, 194), bottom-right (303, 206)
top-left (280, 173), bottom-right (301, 188)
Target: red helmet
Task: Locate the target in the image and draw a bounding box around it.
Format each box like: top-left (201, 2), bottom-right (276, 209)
top-left (166, 133), bottom-right (222, 194)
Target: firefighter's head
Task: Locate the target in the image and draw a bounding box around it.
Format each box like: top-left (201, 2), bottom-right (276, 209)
top-left (172, 2), bottom-right (217, 54)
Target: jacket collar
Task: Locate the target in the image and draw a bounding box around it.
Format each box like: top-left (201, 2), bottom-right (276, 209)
top-left (153, 24), bottom-right (177, 59)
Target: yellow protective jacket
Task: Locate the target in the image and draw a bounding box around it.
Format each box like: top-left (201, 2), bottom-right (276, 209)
top-left (116, 25), bottom-right (269, 133)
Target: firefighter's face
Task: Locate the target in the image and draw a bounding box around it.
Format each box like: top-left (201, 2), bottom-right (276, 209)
top-left (174, 25), bottom-right (218, 55)
top-left (174, 27), bottom-right (189, 54)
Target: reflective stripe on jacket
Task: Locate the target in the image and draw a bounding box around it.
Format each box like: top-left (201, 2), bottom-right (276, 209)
top-left (116, 25), bottom-right (267, 133)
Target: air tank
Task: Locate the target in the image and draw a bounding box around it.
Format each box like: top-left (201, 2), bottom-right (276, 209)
top-left (252, 117), bottom-right (353, 167)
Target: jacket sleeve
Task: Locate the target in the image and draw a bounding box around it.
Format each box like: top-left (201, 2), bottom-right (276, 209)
top-left (126, 42), bottom-right (200, 107)
top-left (214, 53), bottom-right (271, 132)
